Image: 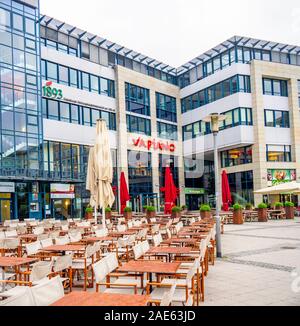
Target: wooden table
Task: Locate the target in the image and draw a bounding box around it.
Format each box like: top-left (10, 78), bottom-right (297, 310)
top-left (162, 238), bottom-right (198, 246)
top-left (0, 257), bottom-right (38, 291)
top-left (83, 236), bottom-right (115, 244)
top-left (40, 245), bottom-right (85, 255)
top-left (109, 231), bottom-right (136, 238)
top-left (147, 247), bottom-right (192, 262)
top-left (51, 292), bottom-right (150, 306)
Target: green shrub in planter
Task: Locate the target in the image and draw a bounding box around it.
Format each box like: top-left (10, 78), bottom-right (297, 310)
top-left (85, 207), bottom-right (93, 213)
top-left (200, 204), bottom-right (211, 212)
top-left (172, 206), bottom-right (181, 213)
top-left (274, 202), bottom-right (283, 209)
top-left (181, 205), bottom-right (188, 211)
top-left (284, 201), bottom-right (295, 207)
top-left (124, 207), bottom-right (132, 213)
top-left (105, 207), bottom-right (112, 213)
top-left (245, 203), bottom-right (253, 210)
top-left (233, 204), bottom-right (243, 211)
top-left (257, 203), bottom-right (268, 209)
top-left (147, 206), bottom-right (156, 212)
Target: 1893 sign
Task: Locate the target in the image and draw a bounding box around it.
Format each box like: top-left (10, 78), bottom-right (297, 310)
top-left (43, 81), bottom-right (63, 100)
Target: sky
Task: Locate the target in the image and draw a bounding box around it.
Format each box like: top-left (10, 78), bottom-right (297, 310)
top-left (40, 0), bottom-right (300, 68)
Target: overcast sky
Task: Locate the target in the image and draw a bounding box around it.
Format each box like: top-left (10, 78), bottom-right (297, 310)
top-left (41, 0), bottom-right (300, 67)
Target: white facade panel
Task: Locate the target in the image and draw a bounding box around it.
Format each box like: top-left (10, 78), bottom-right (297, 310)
top-left (180, 63), bottom-right (251, 98)
top-left (183, 126), bottom-right (254, 157)
top-left (263, 95), bottom-right (289, 111)
top-left (43, 119), bottom-right (118, 149)
top-left (41, 47), bottom-right (115, 81)
top-left (265, 128), bottom-right (291, 145)
top-left (42, 81), bottom-right (117, 112)
top-left (181, 93), bottom-right (252, 126)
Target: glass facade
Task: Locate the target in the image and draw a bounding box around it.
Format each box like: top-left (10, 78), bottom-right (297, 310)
top-left (40, 25), bottom-right (177, 86)
top-left (41, 60), bottom-right (115, 98)
top-left (183, 108), bottom-right (253, 141)
top-left (126, 115), bottom-right (151, 136)
top-left (42, 98), bottom-right (116, 130)
top-left (178, 45), bottom-right (300, 88)
top-left (157, 122), bottom-right (178, 141)
top-left (181, 75), bottom-right (251, 113)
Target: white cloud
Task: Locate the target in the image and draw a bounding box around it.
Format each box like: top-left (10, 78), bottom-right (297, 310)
top-left (40, 0), bottom-right (300, 67)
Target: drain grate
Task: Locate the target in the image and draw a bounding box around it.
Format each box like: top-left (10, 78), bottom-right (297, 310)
top-left (281, 246), bottom-right (297, 250)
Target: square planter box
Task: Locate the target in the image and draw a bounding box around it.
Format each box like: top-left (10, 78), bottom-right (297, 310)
top-left (233, 210), bottom-right (244, 225)
top-left (258, 208), bottom-right (268, 222)
top-left (285, 207), bottom-right (295, 220)
top-left (200, 211), bottom-right (212, 219)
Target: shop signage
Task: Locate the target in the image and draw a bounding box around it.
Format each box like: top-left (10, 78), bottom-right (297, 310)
top-left (132, 137), bottom-right (175, 153)
top-left (43, 81), bottom-right (63, 100)
top-left (50, 184), bottom-right (75, 199)
top-left (0, 182), bottom-right (15, 193)
top-left (267, 169), bottom-right (296, 185)
top-left (185, 188), bottom-right (205, 195)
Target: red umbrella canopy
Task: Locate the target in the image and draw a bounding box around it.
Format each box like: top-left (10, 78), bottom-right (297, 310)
top-left (120, 172), bottom-right (130, 214)
top-left (162, 166), bottom-right (178, 214)
top-left (222, 170), bottom-right (232, 211)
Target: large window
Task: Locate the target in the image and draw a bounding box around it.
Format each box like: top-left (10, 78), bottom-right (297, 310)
top-left (157, 122), bottom-right (178, 141)
top-left (42, 60), bottom-right (115, 98)
top-left (221, 146), bottom-right (253, 168)
top-left (125, 83), bottom-right (150, 116)
top-left (267, 145), bottom-right (292, 162)
top-left (181, 75), bottom-right (251, 113)
top-left (263, 78), bottom-right (288, 97)
top-left (265, 110), bottom-right (290, 128)
top-left (126, 115), bottom-right (151, 136)
top-left (42, 99), bottom-right (116, 130)
top-left (298, 80), bottom-right (300, 108)
top-left (183, 108), bottom-right (253, 141)
top-left (128, 151), bottom-right (153, 195)
top-left (228, 171), bottom-right (254, 205)
top-left (156, 93), bottom-right (177, 122)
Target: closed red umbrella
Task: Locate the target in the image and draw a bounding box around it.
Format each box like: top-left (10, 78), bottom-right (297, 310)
top-left (120, 172), bottom-right (130, 214)
top-left (162, 166), bottom-right (178, 214)
top-left (222, 170), bottom-right (232, 211)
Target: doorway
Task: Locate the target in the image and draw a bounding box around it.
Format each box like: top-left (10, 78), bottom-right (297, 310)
top-left (52, 199), bottom-right (73, 220)
top-left (0, 194), bottom-right (12, 222)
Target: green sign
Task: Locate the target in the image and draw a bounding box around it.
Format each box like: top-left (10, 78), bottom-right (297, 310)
top-left (267, 169), bottom-right (296, 185)
top-left (43, 81), bottom-right (63, 100)
top-left (185, 188), bottom-right (205, 195)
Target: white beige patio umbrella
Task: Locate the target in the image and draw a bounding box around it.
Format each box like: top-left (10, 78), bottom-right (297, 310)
top-left (86, 119), bottom-right (115, 226)
top-left (254, 181), bottom-right (300, 195)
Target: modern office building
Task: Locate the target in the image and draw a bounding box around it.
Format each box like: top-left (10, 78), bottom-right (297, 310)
top-left (1, 0), bottom-right (300, 221)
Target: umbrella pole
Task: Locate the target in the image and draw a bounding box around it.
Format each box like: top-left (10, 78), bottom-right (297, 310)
top-left (94, 206), bottom-right (97, 225)
top-left (102, 207), bottom-right (106, 229)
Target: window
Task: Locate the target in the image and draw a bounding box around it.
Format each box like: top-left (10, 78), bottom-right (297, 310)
top-left (265, 110), bottom-right (290, 128)
top-left (47, 62), bottom-right (58, 82)
top-left (127, 115), bottom-right (151, 136)
top-left (81, 72), bottom-right (90, 91)
top-left (90, 75), bottom-right (99, 93)
top-left (58, 65), bottom-right (68, 85)
top-left (0, 8), bottom-right (11, 28)
top-left (48, 100), bottom-right (59, 120)
top-left (263, 78), bottom-right (288, 97)
top-left (221, 146), bottom-right (253, 168)
top-left (125, 83), bottom-right (150, 116)
top-left (25, 18), bottom-right (35, 35)
top-left (13, 13), bottom-right (23, 31)
top-left (298, 80), bottom-right (300, 108)
top-left (181, 75), bottom-right (251, 113)
top-left (267, 145), bottom-right (291, 162)
top-left (156, 93), bottom-right (177, 123)
top-left (69, 69), bottom-right (78, 87)
top-left (60, 102), bottom-right (70, 122)
top-left (157, 122), bottom-right (178, 141)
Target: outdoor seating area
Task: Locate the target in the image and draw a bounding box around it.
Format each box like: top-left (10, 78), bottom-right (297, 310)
top-left (0, 213), bottom-right (216, 306)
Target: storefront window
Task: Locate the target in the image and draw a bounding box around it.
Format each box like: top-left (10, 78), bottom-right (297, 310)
top-left (266, 145), bottom-right (292, 162)
top-left (221, 146), bottom-right (253, 168)
top-left (228, 171), bottom-right (254, 205)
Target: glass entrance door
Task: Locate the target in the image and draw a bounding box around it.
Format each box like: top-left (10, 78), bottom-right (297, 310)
top-left (0, 194), bottom-right (12, 222)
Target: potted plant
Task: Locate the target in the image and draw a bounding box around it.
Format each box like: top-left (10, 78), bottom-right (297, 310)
top-left (123, 207), bottom-right (133, 220)
top-left (172, 206), bottom-right (182, 219)
top-left (257, 203), bottom-right (268, 222)
top-left (284, 202), bottom-right (295, 220)
top-left (105, 207), bottom-right (112, 219)
top-left (233, 204), bottom-right (244, 224)
top-left (143, 205), bottom-right (148, 213)
top-left (274, 202), bottom-right (284, 210)
top-left (245, 203), bottom-right (253, 211)
top-left (85, 206), bottom-right (93, 220)
top-left (181, 205), bottom-right (188, 214)
top-left (200, 204), bottom-right (212, 219)
top-left (146, 206), bottom-right (156, 219)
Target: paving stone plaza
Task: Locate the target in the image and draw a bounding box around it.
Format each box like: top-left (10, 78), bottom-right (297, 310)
top-left (203, 218), bottom-right (300, 306)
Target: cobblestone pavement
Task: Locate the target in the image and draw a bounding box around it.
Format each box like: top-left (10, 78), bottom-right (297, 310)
top-left (202, 218), bottom-right (300, 306)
